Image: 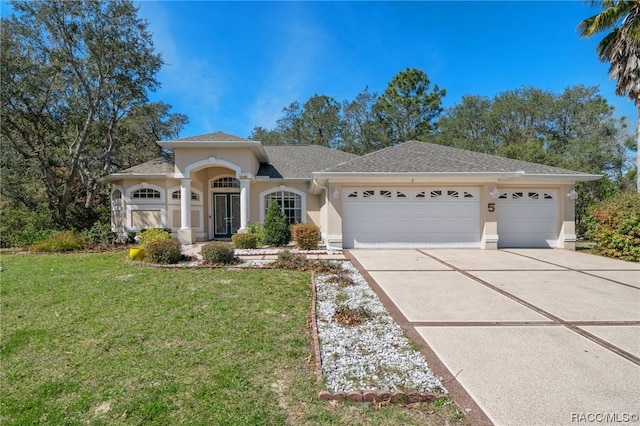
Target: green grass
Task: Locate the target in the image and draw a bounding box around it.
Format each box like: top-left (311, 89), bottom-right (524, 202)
top-left (0, 252), bottom-right (464, 425)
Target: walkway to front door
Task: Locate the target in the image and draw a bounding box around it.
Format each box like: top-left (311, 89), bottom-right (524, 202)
top-left (213, 193), bottom-right (240, 238)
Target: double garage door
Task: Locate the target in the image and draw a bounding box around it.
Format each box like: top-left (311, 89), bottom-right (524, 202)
top-left (342, 187), bottom-right (481, 249)
top-left (341, 187), bottom-right (559, 249)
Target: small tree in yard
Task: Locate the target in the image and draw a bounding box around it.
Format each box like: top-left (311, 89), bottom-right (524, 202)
top-left (261, 201), bottom-right (291, 246)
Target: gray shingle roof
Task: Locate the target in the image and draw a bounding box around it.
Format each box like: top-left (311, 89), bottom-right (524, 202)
top-left (323, 140), bottom-right (591, 175)
top-left (259, 145), bottom-right (359, 179)
top-left (112, 157), bottom-right (174, 176)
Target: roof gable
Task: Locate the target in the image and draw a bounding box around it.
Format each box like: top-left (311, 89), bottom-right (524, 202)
top-left (173, 131), bottom-right (251, 142)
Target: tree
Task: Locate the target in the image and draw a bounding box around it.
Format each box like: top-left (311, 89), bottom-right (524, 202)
top-left (339, 86), bottom-right (384, 154)
top-left (373, 68), bottom-right (446, 145)
top-left (249, 126), bottom-right (281, 145)
top-left (579, 0), bottom-right (640, 191)
top-left (433, 86), bottom-right (628, 177)
top-left (300, 94), bottom-right (341, 148)
top-left (275, 101), bottom-right (304, 145)
top-left (0, 0), bottom-right (178, 224)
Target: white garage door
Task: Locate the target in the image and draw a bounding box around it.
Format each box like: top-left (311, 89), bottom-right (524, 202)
top-left (342, 188), bottom-right (481, 249)
top-left (497, 189), bottom-right (558, 248)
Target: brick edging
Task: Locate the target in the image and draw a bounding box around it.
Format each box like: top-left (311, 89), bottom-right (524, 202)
top-left (309, 271), bottom-right (324, 383)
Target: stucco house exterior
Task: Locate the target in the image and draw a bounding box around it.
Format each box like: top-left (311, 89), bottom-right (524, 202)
top-left (103, 131), bottom-right (601, 250)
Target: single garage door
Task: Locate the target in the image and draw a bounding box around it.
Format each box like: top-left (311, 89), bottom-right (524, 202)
top-left (342, 187), bottom-right (481, 249)
top-left (497, 189), bottom-right (558, 248)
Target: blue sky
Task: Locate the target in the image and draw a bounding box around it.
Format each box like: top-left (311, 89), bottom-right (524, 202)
top-left (3, 1), bottom-right (638, 140)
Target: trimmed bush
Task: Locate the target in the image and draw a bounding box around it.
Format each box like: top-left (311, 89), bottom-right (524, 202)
top-left (273, 250), bottom-right (308, 270)
top-left (30, 231), bottom-right (90, 253)
top-left (232, 233), bottom-right (257, 249)
top-left (139, 228), bottom-right (171, 247)
top-left (261, 201), bottom-right (291, 247)
top-left (145, 239), bottom-right (182, 264)
top-left (586, 192), bottom-right (640, 261)
top-left (202, 241), bottom-right (236, 265)
top-left (292, 223), bottom-right (320, 250)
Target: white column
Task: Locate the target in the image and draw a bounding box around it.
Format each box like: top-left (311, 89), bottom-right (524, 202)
top-left (180, 178), bottom-right (191, 229)
top-left (239, 178), bottom-right (250, 231)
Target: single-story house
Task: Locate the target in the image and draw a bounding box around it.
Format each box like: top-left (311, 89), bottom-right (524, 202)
top-left (103, 131), bottom-right (601, 250)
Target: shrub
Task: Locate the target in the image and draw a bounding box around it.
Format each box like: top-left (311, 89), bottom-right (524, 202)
top-left (261, 201), bottom-right (291, 247)
top-left (144, 239), bottom-right (182, 264)
top-left (85, 222), bottom-right (118, 246)
top-left (247, 222), bottom-right (264, 246)
top-left (232, 233), bottom-right (257, 249)
top-left (202, 241), bottom-right (237, 265)
top-left (292, 223), bottom-right (320, 250)
top-left (30, 231), bottom-right (90, 253)
top-left (0, 205), bottom-right (54, 248)
top-left (139, 228), bottom-right (171, 247)
top-left (273, 250), bottom-right (308, 270)
top-left (585, 191), bottom-right (640, 261)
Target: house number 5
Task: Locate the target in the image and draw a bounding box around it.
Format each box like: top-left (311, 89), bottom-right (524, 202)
top-left (488, 203), bottom-right (495, 212)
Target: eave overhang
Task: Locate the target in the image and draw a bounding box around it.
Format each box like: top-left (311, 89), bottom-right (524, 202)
top-left (310, 171), bottom-right (602, 194)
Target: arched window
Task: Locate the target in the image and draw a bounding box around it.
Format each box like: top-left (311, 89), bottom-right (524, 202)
top-left (171, 190), bottom-right (199, 201)
top-left (132, 188), bottom-right (161, 199)
top-left (212, 177), bottom-right (240, 188)
top-left (263, 190), bottom-right (302, 225)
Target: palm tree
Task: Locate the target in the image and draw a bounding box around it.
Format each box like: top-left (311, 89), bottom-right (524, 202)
top-left (579, 0), bottom-right (640, 191)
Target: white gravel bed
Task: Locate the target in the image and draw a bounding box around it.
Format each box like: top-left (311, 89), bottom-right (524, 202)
top-left (315, 262), bottom-right (446, 394)
top-left (234, 246), bottom-right (341, 256)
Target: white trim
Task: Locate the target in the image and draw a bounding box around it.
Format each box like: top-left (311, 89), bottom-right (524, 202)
top-left (167, 185), bottom-right (204, 205)
top-left (182, 157), bottom-right (242, 179)
top-left (168, 207), bottom-right (204, 233)
top-left (126, 205), bottom-right (167, 231)
top-left (258, 186), bottom-right (306, 223)
top-left (208, 175), bottom-right (241, 193)
top-left (126, 183), bottom-right (165, 203)
top-left (110, 185), bottom-right (125, 233)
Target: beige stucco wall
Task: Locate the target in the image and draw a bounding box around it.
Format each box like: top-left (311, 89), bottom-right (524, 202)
top-left (174, 147), bottom-right (260, 177)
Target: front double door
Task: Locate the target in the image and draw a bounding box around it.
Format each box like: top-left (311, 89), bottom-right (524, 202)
top-left (213, 193), bottom-right (240, 238)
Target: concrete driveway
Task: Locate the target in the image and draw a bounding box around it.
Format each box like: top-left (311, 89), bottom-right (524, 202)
top-left (346, 249), bottom-right (640, 426)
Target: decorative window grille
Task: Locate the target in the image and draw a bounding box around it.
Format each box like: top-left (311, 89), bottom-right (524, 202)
top-left (264, 191), bottom-right (302, 225)
top-left (132, 188), bottom-right (161, 199)
top-left (172, 191), bottom-right (199, 201)
top-left (212, 177), bottom-right (240, 188)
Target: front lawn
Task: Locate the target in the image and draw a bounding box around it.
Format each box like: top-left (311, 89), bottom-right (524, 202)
top-left (0, 252), bottom-right (463, 425)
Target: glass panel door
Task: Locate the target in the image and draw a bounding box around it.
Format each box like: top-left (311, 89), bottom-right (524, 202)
top-left (230, 194), bottom-right (240, 234)
top-left (213, 193), bottom-right (240, 238)
top-left (214, 194), bottom-right (228, 236)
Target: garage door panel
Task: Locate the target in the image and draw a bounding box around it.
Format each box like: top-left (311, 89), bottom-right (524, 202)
top-left (497, 189), bottom-right (558, 248)
top-left (342, 187), bottom-right (481, 249)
